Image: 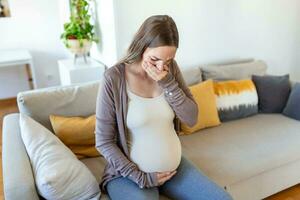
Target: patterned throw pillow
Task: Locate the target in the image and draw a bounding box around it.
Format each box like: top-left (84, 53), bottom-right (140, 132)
top-left (213, 79), bottom-right (258, 122)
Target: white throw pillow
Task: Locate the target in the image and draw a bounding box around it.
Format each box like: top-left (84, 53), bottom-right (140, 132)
top-left (19, 113), bottom-right (101, 200)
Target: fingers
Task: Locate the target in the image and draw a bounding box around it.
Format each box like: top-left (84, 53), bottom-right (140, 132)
top-left (145, 58), bottom-right (157, 67)
top-left (146, 61), bottom-right (163, 74)
top-left (163, 64), bottom-right (169, 72)
top-left (141, 60), bottom-right (149, 71)
top-left (157, 170), bottom-right (175, 178)
top-left (157, 170), bottom-right (177, 185)
top-left (142, 61), bottom-right (156, 78)
top-left (142, 61), bottom-right (169, 82)
top-left (143, 61), bottom-right (159, 80)
top-left (159, 171), bottom-right (177, 184)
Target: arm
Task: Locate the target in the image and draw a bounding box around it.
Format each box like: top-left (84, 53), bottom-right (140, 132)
top-left (2, 114), bottom-right (40, 200)
top-left (95, 72), bottom-right (158, 189)
top-left (157, 60), bottom-right (198, 127)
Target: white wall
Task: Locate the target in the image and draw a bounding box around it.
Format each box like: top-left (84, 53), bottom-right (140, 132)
top-left (111, 0), bottom-right (300, 80)
top-left (1, 0), bottom-right (299, 99)
top-left (0, 0), bottom-right (69, 99)
top-left (90, 0), bottom-right (118, 67)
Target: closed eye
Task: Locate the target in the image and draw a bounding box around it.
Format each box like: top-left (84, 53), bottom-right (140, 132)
top-left (151, 56), bottom-right (172, 65)
top-left (150, 57), bottom-right (158, 61)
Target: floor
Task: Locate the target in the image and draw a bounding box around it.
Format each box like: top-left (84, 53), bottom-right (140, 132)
top-left (0, 98), bottom-right (300, 200)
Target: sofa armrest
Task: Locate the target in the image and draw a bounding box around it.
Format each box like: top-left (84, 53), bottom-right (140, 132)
top-left (2, 113), bottom-right (40, 200)
top-left (290, 79), bottom-right (298, 88)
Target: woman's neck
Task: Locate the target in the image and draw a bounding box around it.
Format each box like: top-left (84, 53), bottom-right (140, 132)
top-left (126, 61), bottom-right (149, 80)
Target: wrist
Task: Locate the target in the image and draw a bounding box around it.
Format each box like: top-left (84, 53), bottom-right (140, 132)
top-left (157, 71), bottom-right (173, 86)
top-left (148, 171), bottom-right (159, 187)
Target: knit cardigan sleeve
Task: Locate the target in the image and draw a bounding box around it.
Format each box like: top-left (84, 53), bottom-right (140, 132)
top-left (157, 59), bottom-right (198, 127)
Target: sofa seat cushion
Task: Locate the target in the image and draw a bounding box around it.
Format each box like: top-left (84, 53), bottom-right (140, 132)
top-left (179, 114), bottom-right (300, 187)
top-left (80, 157), bottom-right (107, 184)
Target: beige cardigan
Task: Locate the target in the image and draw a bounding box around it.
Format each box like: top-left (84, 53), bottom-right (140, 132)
top-left (95, 60), bottom-right (198, 194)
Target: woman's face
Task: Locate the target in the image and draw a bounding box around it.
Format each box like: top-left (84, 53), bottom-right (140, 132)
top-left (142, 46), bottom-right (177, 71)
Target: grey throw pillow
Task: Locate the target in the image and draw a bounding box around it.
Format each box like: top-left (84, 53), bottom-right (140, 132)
top-left (283, 82), bottom-right (300, 120)
top-left (252, 74), bottom-right (291, 113)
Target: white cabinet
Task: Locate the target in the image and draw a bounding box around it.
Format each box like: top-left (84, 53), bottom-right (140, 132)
top-left (58, 58), bottom-right (107, 85)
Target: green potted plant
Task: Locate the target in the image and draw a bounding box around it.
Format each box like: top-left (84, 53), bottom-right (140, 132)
top-left (60, 0), bottom-right (98, 55)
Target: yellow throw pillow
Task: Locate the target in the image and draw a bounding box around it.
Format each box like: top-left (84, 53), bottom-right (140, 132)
top-left (49, 114), bottom-right (101, 159)
top-left (180, 79), bottom-right (221, 135)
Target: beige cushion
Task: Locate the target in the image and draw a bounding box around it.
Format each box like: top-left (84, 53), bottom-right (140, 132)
top-left (200, 60), bottom-right (267, 81)
top-left (81, 113), bottom-right (300, 199)
top-left (181, 66), bottom-right (202, 86)
top-left (203, 58), bottom-right (255, 66)
top-left (17, 81), bottom-right (100, 132)
top-left (179, 114), bottom-right (300, 188)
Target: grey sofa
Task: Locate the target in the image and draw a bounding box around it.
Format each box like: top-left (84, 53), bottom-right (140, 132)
top-left (2, 60), bottom-right (300, 200)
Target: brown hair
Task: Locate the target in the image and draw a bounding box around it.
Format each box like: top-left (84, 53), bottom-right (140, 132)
top-left (116, 15), bottom-right (179, 66)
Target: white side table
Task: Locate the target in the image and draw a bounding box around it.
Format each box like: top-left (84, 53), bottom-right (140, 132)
top-left (0, 49), bottom-right (36, 89)
top-left (58, 58), bottom-right (107, 85)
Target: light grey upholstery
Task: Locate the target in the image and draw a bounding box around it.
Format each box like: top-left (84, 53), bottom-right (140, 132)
top-left (180, 114), bottom-right (300, 187)
top-left (200, 60), bottom-right (267, 81)
top-left (17, 80), bottom-right (101, 132)
top-left (180, 66), bottom-right (202, 86)
top-left (2, 114), bottom-right (40, 200)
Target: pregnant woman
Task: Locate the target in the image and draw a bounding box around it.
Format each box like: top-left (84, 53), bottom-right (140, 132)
top-left (95, 15), bottom-right (233, 200)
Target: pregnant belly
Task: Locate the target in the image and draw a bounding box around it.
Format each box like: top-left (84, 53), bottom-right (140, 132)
top-left (128, 131), bottom-right (182, 173)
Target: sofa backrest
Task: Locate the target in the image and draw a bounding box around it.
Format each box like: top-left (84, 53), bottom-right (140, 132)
top-left (181, 66), bottom-right (202, 86)
top-left (17, 80), bottom-right (100, 132)
top-left (17, 59), bottom-right (295, 133)
top-left (179, 58), bottom-right (256, 86)
top-left (200, 60), bottom-right (268, 81)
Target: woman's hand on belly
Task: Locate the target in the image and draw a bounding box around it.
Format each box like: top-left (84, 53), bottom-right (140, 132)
top-left (155, 170), bottom-right (177, 186)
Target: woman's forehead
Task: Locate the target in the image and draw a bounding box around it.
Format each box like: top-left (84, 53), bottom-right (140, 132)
top-left (146, 46), bottom-right (177, 60)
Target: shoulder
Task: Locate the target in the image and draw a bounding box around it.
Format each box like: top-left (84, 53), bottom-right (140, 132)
top-left (103, 63), bottom-right (124, 83)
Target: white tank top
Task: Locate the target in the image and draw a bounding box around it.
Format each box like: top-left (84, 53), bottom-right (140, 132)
top-left (125, 81), bottom-right (182, 173)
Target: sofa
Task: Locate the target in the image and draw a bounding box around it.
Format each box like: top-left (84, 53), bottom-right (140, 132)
top-left (2, 59), bottom-right (300, 200)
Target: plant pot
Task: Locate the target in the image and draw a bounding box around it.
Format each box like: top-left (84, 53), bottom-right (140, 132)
top-left (66, 39), bottom-right (92, 55)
